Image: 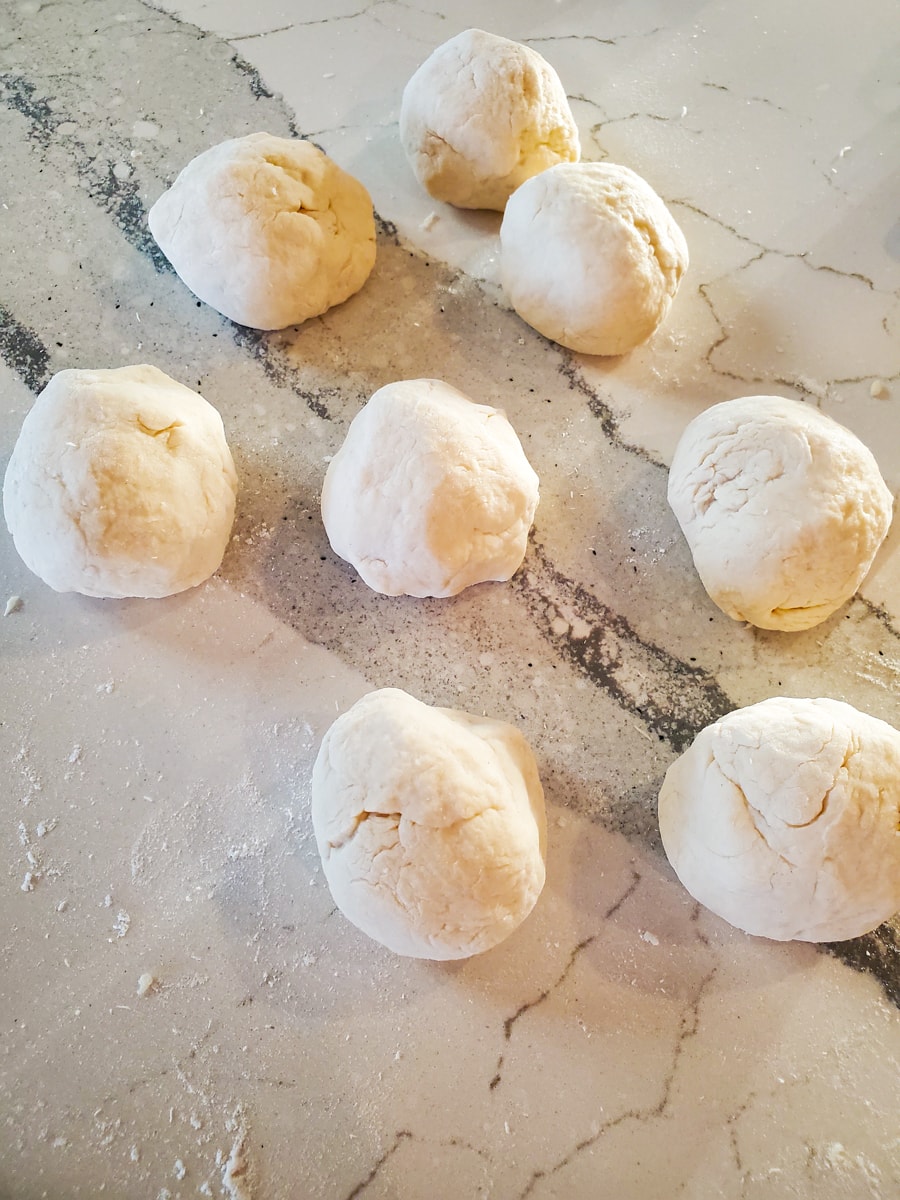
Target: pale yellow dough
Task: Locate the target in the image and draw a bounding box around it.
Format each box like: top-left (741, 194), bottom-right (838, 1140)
top-left (399, 28), bottom-right (580, 211)
top-left (659, 697), bottom-right (900, 942)
top-left (500, 162), bottom-right (688, 355)
top-left (3, 365), bottom-right (238, 598)
top-left (148, 132), bottom-right (376, 330)
top-left (311, 688), bottom-right (547, 960)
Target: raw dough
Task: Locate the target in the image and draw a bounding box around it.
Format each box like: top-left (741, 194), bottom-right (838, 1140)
top-left (499, 161), bottom-right (688, 355)
top-left (148, 132), bottom-right (376, 330)
top-left (320, 378), bottom-right (539, 597)
top-left (658, 696), bottom-right (900, 942)
top-left (399, 28), bottom-right (580, 211)
top-left (667, 395), bottom-right (893, 631)
top-left (3, 365), bottom-right (238, 598)
top-left (311, 688), bottom-right (547, 959)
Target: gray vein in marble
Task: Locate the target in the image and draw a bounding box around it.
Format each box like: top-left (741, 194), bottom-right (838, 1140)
top-left (516, 540), bottom-right (734, 753)
top-left (0, 73), bottom-right (171, 272)
top-left (856, 595), bottom-right (900, 645)
top-left (697, 268), bottom-right (898, 399)
top-left (590, 110), bottom-right (705, 139)
top-left (701, 80), bottom-right (788, 112)
top-left (0, 305), bottom-right (52, 393)
top-left (344, 1129), bottom-right (413, 1200)
top-left (219, 0), bottom-right (426, 43)
top-left (826, 921), bottom-right (900, 1009)
top-left (527, 29), bottom-right (664, 50)
top-left (519, 960), bottom-right (719, 1198)
top-left (490, 868), bottom-right (642, 1094)
top-left (674, 197), bottom-right (895, 300)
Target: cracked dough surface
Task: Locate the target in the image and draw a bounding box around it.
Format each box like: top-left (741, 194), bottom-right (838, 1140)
top-left (399, 28), bottom-right (580, 211)
top-left (320, 378), bottom-right (539, 597)
top-left (667, 395), bottom-right (894, 631)
top-left (3, 365), bottom-right (238, 598)
top-left (148, 132), bottom-right (376, 330)
top-left (658, 696), bottom-right (900, 942)
top-left (310, 688), bottom-right (547, 960)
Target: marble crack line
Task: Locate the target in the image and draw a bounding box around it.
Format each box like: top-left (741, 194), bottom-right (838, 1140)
top-left (344, 1129), bottom-right (413, 1200)
top-left (489, 869), bottom-right (642, 1093)
top-left (700, 81), bottom-right (788, 112)
top-left (554, 354), bottom-right (663, 466)
top-left (527, 29), bottom-right (664, 49)
top-left (673, 200), bottom-right (893, 297)
top-left (669, 199), bottom-right (768, 253)
top-left (699, 272), bottom-right (898, 398)
top-left (221, 0), bottom-right (412, 42)
top-left (517, 963), bottom-right (718, 1199)
top-left (590, 110), bottom-right (704, 138)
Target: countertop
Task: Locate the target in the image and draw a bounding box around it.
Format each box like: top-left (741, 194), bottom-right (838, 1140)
top-left (1, 1), bottom-right (899, 1197)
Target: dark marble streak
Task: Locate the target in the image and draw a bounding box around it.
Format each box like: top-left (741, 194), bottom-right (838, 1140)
top-left (0, 306), bottom-right (52, 393)
top-left (826, 922), bottom-right (900, 1009)
top-left (0, 72), bottom-right (171, 273)
top-left (516, 540), bottom-right (734, 753)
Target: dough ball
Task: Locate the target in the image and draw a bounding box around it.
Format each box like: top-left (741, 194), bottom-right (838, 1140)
top-left (321, 378), bottom-right (539, 597)
top-left (667, 395), bottom-right (893, 631)
top-left (311, 688), bottom-right (547, 959)
top-left (3, 365), bottom-right (238, 598)
top-left (399, 28), bottom-right (580, 211)
top-left (658, 697), bottom-right (900, 942)
top-left (148, 132), bottom-right (376, 330)
top-left (499, 161), bottom-right (689, 355)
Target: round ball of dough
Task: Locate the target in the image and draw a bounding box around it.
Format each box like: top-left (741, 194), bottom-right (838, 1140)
top-left (311, 688), bottom-right (547, 959)
top-left (321, 378), bottom-right (539, 597)
top-left (658, 697), bottom-right (900, 942)
top-left (499, 161), bottom-right (688, 355)
top-left (148, 132), bottom-right (376, 330)
top-left (3, 365), bottom-right (238, 598)
top-left (399, 28), bottom-right (580, 211)
top-left (667, 395), bottom-right (893, 631)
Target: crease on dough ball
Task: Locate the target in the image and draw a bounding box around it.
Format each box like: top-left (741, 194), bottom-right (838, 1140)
top-left (658, 696), bottom-right (900, 942)
top-left (499, 161), bottom-right (688, 355)
top-left (320, 378), bottom-right (539, 597)
top-left (399, 28), bottom-right (580, 211)
top-left (2, 365), bottom-right (237, 598)
top-left (667, 395), bottom-right (894, 631)
top-left (148, 132), bottom-right (376, 329)
top-left (310, 688), bottom-right (547, 959)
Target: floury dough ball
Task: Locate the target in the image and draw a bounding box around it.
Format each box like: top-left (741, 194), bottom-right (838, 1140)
top-left (500, 162), bottom-right (689, 355)
top-left (148, 133), bottom-right (376, 329)
top-left (321, 378), bottom-right (539, 597)
top-left (3, 366), bottom-right (238, 598)
top-left (658, 697), bottom-right (900, 942)
top-left (667, 395), bottom-right (893, 631)
top-left (311, 688), bottom-right (547, 959)
top-left (399, 28), bottom-right (580, 211)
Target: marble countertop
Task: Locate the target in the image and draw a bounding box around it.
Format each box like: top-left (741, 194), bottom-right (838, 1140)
top-left (1, 1), bottom-right (899, 1197)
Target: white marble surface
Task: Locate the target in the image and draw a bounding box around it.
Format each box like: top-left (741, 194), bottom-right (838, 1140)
top-left (1, 1), bottom-right (899, 1198)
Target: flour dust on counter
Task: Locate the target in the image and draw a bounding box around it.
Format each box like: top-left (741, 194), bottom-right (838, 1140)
top-left (1, 0), bottom-right (900, 1198)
